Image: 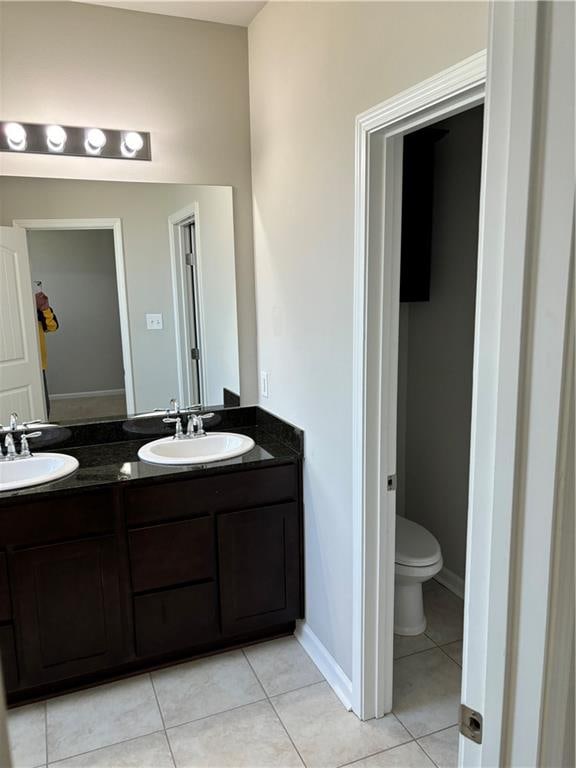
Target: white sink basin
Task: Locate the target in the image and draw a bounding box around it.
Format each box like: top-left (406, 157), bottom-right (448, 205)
top-left (138, 432), bottom-right (255, 465)
top-left (0, 453), bottom-right (79, 492)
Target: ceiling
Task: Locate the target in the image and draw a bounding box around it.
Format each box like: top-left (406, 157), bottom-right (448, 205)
top-left (79, 1), bottom-right (267, 27)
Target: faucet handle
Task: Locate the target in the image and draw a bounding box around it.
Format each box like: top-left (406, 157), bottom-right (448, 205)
top-left (163, 416), bottom-right (183, 439)
top-left (191, 412), bottom-right (215, 437)
top-left (20, 431), bottom-right (43, 458)
top-left (3, 433), bottom-right (16, 459)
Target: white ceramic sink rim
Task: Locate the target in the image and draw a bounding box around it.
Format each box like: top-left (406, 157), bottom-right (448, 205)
top-left (0, 453), bottom-right (80, 492)
top-left (138, 432), bottom-right (255, 465)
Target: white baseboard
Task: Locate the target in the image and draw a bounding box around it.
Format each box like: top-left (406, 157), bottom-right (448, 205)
top-left (50, 388), bottom-right (125, 400)
top-left (295, 621), bottom-right (353, 711)
top-left (435, 567), bottom-right (465, 599)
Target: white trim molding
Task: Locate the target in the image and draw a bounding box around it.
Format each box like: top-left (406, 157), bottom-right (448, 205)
top-left (12, 217), bottom-right (136, 415)
top-left (351, 50), bottom-right (486, 723)
top-left (435, 569), bottom-right (465, 601)
top-left (50, 388), bottom-right (125, 400)
top-left (168, 203), bottom-right (208, 407)
top-left (295, 621), bottom-right (353, 711)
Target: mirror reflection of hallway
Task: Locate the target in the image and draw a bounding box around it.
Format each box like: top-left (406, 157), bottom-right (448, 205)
top-left (28, 229), bottom-right (127, 421)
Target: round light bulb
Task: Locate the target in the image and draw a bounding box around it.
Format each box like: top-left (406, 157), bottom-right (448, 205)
top-left (85, 128), bottom-right (107, 153)
top-left (5, 122), bottom-right (27, 149)
top-left (122, 131), bottom-right (144, 155)
top-left (46, 125), bottom-right (67, 151)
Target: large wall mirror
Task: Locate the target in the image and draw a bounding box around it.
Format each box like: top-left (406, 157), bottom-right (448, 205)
top-left (0, 176), bottom-right (241, 423)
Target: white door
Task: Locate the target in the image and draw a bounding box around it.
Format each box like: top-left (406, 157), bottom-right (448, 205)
top-left (0, 226), bottom-right (45, 424)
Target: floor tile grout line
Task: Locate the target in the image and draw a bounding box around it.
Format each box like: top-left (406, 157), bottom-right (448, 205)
top-left (416, 721), bottom-right (461, 741)
top-left (44, 700), bottom-right (48, 767)
top-left (242, 648), bottom-right (308, 768)
top-left (164, 695), bottom-right (267, 733)
top-left (435, 643), bottom-right (463, 669)
top-left (267, 695), bottom-right (309, 768)
top-left (240, 647), bottom-right (269, 700)
top-left (415, 739), bottom-right (442, 768)
top-left (149, 672), bottom-right (178, 768)
top-left (336, 736), bottom-right (416, 768)
top-left (45, 728), bottom-right (166, 766)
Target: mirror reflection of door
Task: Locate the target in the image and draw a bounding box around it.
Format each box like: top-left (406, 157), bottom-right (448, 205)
top-left (181, 218), bottom-right (202, 405)
top-left (28, 229), bottom-right (127, 422)
top-left (1, 177), bottom-right (242, 421)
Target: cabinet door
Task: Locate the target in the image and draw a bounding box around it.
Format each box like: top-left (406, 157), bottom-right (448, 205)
top-left (218, 503), bottom-right (301, 635)
top-left (11, 536), bottom-right (126, 686)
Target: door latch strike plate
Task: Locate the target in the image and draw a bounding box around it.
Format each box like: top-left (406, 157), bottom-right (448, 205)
top-left (387, 475), bottom-right (397, 491)
top-left (460, 704), bottom-right (483, 744)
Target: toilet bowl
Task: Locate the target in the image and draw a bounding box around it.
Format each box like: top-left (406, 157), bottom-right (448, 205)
top-left (394, 516), bottom-right (443, 636)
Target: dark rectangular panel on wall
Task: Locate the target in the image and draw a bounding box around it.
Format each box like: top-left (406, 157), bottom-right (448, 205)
top-left (400, 127), bottom-right (448, 302)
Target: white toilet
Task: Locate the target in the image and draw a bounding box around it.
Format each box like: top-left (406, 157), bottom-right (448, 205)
top-left (394, 516), bottom-right (443, 635)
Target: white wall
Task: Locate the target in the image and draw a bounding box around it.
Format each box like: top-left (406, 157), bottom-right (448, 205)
top-left (399, 107), bottom-right (483, 581)
top-left (249, 1), bottom-right (488, 677)
top-left (1, 177), bottom-right (240, 412)
top-left (0, 0), bottom-right (257, 402)
top-left (28, 228), bottom-right (124, 395)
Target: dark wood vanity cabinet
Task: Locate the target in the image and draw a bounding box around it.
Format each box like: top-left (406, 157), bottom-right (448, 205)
top-left (10, 536), bottom-right (126, 687)
top-left (0, 460), bottom-right (303, 703)
top-left (218, 502), bottom-right (301, 635)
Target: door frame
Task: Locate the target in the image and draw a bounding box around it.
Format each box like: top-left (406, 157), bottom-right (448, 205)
top-left (168, 203), bottom-right (208, 407)
top-left (13, 218), bottom-right (136, 415)
top-left (353, 0), bottom-right (575, 762)
top-left (351, 49), bottom-right (487, 723)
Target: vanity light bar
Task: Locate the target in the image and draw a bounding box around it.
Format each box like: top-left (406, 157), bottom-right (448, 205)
top-left (0, 122), bottom-right (151, 161)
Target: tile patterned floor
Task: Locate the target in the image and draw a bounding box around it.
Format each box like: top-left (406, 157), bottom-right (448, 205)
top-left (8, 581), bottom-right (463, 768)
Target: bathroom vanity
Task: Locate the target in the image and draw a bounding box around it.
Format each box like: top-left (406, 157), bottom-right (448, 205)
top-left (0, 407), bottom-right (304, 705)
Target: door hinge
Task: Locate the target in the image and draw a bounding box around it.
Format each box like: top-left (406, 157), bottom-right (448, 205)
top-left (387, 474), bottom-right (397, 491)
top-left (191, 347), bottom-right (200, 360)
top-left (185, 251), bottom-right (197, 267)
top-left (460, 704), bottom-right (483, 744)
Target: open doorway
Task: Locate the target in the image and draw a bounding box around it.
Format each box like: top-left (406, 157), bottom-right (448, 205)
top-left (13, 218), bottom-right (135, 422)
top-left (392, 105), bottom-right (483, 747)
top-left (27, 228), bottom-right (127, 421)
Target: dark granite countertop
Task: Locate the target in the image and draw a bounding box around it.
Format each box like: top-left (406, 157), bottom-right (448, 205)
top-left (0, 407), bottom-right (303, 504)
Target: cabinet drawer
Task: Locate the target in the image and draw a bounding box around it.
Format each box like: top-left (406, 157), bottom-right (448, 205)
top-left (0, 625), bottom-right (18, 692)
top-left (0, 553), bottom-right (11, 622)
top-left (129, 517), bottom-right (214, 592)
top-left (0, 490), bottom-right (116, 547)
top-left (134, 583), bottom-right (218, 657)
top-left (126, 464), bottom-right (298, 526)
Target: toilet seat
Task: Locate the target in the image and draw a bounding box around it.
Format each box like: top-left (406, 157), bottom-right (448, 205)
top-left (395, 516), bottom-right (441, 567)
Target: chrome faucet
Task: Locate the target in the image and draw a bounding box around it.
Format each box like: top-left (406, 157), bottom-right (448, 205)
top-left (163, 416), bottom-right (185, 439)
top-left (153, 399), bottom-right (202, 418)
top-left (0, 412), bottom-right (52, 459)
top-left (19, 432), bottom-right (42, 457)
top-left (3, 434), bottom-right (16, 460)
top-left (1, 430), bottom-right (42, 460)
top-left (187, 412), bottom-right (215, 438)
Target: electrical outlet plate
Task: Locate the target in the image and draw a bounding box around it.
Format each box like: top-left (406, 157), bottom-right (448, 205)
top-left (146, 313), bottom-right (163, 330)
top-left (261, 371), bottom-right (269, 398)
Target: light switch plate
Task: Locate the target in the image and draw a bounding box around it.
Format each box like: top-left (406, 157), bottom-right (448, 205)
top-left (146, 313), bottom-right (163, 330)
